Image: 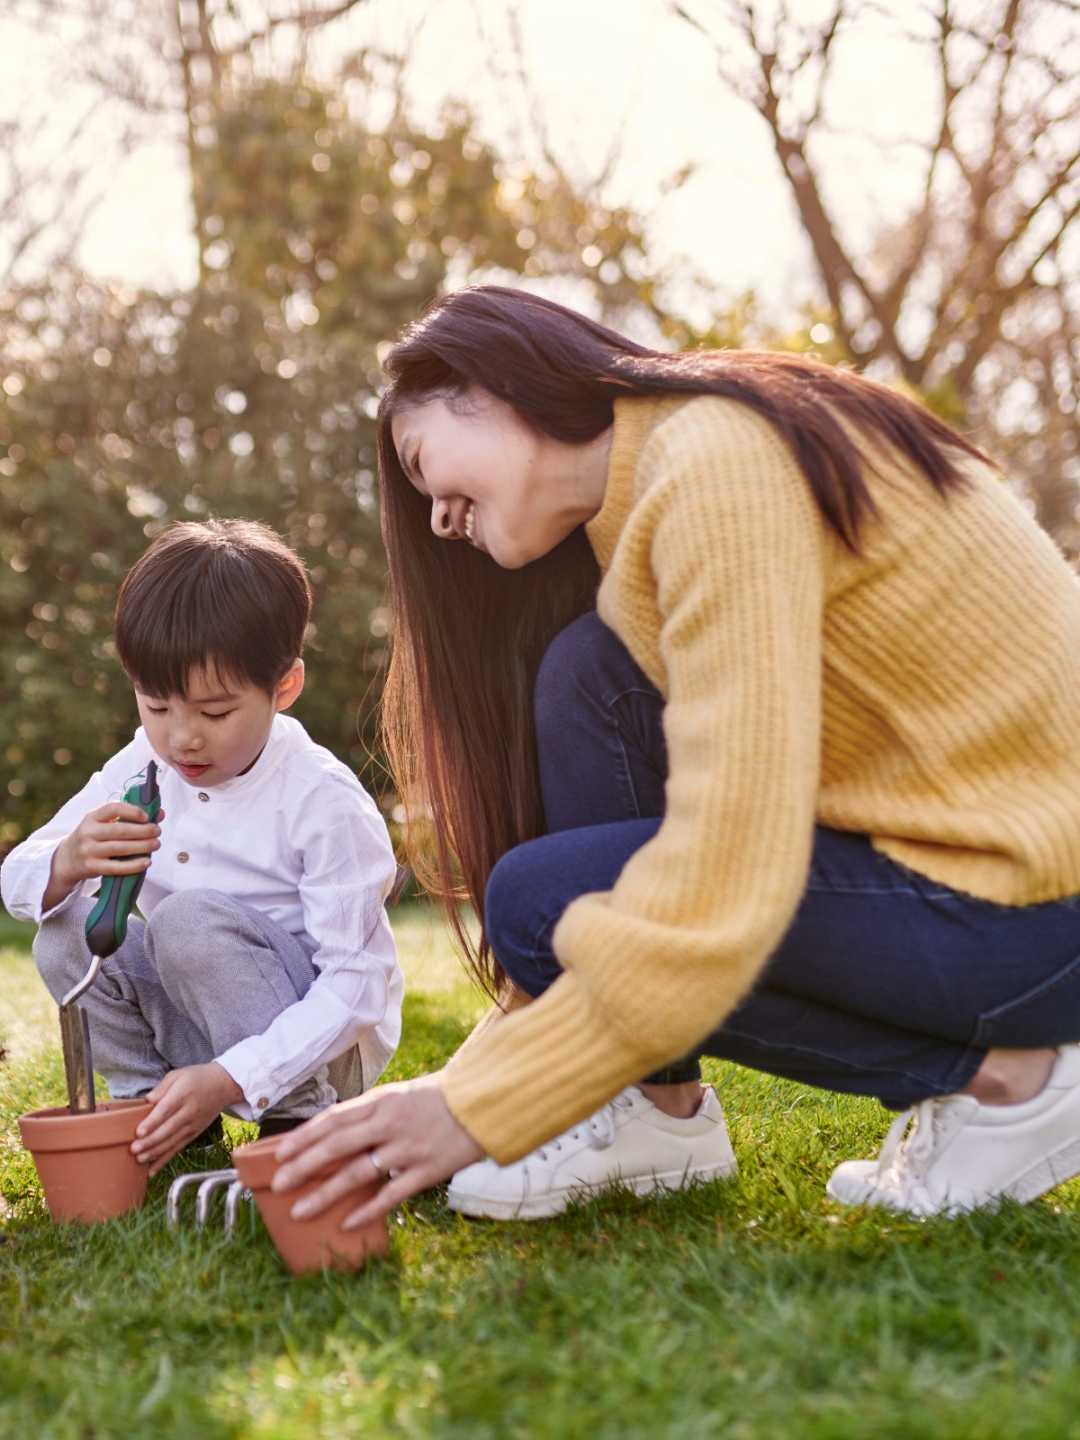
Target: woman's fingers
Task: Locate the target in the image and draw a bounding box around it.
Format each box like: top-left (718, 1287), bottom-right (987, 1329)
top-left (272, 1107), bottom-right (338, 1159)
top-left (287, 1145), bottom-right (394, 1220)
top-left (271, 1080), bottom-right (482, 1225)
top-left (273, 1094), bottom-right (379, 1168)
top-left (341, 1166), bottom-right (430, 1229)
top-left (273, 1113), bottom-right (381, 1194)
top-left (274, 1090), bottom-right (372, 1157)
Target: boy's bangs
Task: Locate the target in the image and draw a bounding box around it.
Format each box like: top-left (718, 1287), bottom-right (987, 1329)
top-left (121, 591), bottom-right (278, 699)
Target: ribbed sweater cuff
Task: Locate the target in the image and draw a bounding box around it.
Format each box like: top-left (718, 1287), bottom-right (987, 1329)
top-left (441, 973), bottom-right (655, 1164)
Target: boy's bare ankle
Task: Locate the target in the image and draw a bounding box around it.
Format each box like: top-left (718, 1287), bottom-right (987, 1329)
top-left (638, 1080), bottom-right (706, 1119)
top-left (961, 1047), bottom-right (1056, 1105)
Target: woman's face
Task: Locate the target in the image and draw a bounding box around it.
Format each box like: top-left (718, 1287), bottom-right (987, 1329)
top-left (390, 388), bottom-right (588, 570)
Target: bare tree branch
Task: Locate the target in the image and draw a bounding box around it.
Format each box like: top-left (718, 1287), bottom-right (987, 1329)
top-left (805, 1), bottom-right (846, 130)
top-left (669, 0), bottom-right (1078, 400)
top-left (215, 0), bottom-right (371, 62)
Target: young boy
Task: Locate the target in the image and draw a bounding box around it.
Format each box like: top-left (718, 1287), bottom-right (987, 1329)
top-left (0, 519), bottom-right (404, 1175)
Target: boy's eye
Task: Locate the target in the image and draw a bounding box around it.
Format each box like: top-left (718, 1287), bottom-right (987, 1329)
top-left (146, 705), bottom-right (167, 715)
top-left (204, 710), bottom-right (234, 721)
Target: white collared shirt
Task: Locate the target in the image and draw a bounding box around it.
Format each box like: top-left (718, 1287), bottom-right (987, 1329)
top-left (0, 715), bottom-right (404, 1120)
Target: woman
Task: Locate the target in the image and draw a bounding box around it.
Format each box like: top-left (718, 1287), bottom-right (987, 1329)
top-left (272, 284), bottom-right (1080, 1227)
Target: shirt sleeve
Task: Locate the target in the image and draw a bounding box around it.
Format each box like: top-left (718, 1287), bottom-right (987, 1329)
top-left (442, 401), bottom-right (828, 1162)
top-left (214, 775), bottom-right (401, 1118)
top-left (0, 734), bottom-right (151, 924)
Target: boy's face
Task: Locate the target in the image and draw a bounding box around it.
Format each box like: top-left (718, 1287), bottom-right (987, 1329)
top-left (133, 661), bottom-right (304, 787)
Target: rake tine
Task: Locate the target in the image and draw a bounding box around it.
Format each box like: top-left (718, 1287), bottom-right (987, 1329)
top-left (166, 1168), bottom-right (238, 1228)
top-left (196, 1170), bottom-right (240, 1227)
top-left (224, 1179), bottom-right (252, 1236)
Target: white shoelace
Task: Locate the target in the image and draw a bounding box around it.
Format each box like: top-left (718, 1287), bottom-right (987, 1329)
top-left (534, 1091), bottom-right (635, 1163)
top-left (876, 1102), bottom-right (936, 1180)
top-left (869, 1096), bottom-right (968, 1207)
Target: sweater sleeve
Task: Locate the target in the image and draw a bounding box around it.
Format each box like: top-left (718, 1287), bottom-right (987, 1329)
top-left (441, 402), bottom-right (828, 1162)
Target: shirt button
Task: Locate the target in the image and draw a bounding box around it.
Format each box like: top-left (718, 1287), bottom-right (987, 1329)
top-left (197, 792), bottom-right (209, 803)
top-left (256, 1097), bottom-right (269, 1110)
top-left (177, 851), bottom-right (190, 863)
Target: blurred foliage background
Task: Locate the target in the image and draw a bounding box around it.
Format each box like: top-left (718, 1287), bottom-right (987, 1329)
top-left (0, 0), bottom-right (1076, 861)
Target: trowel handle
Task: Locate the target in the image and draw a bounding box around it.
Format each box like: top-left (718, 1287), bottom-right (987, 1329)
top-left (84, 760), bottom-right (161, 959)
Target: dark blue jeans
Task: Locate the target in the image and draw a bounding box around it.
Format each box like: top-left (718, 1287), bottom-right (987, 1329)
top-left (484, 612), bottom-right (1080, 1108)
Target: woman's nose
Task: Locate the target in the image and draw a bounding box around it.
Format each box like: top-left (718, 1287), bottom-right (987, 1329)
top-left (430, 497), bottom-right (455, 539)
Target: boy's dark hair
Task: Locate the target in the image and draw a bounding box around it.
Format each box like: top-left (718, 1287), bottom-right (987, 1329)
top-left (115, 519), bottom-right (312, 697)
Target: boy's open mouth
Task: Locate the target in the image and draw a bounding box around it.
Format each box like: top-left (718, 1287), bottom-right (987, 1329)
top-left (176, 761), bottom-right (211, 778)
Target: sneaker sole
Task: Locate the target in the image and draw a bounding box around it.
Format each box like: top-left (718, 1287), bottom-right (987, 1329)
top-left (448, 1158), bottom-right (738, 1221)
top-left (1006, 1133), bottom-right (1080, 1208)
top-left (827, 1137), bottom-right (1080, 1218)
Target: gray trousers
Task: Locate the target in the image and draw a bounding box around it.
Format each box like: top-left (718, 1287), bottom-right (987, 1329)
top-left (34, 888), bottom-right (363, 1120)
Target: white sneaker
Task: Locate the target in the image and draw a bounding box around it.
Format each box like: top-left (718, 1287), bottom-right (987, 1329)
top-left (827, 1044), bottom-right (1080, 1218)
top-left (447, 1085), bottom-right (737, 1220)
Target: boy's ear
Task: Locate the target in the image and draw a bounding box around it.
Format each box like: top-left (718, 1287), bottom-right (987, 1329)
top-left (274, 659), bottom-right (305, 713)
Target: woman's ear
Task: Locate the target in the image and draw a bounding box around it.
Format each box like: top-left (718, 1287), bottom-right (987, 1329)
top-left (274, 658), bottom-right (305, 713)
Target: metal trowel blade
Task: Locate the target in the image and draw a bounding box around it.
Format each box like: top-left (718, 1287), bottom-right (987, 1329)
top-left (59, 1002), bottom-right (96, 1113)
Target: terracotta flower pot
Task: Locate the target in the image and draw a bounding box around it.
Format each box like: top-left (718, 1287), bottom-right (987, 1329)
top-left (233, 1133), bottom-right (388, 1274)
top-left (18, 1098), bottom-right (154, 1224)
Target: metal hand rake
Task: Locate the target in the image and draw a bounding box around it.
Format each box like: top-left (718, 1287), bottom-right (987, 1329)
top-left (166, 1168), bottom-right (253, 1235)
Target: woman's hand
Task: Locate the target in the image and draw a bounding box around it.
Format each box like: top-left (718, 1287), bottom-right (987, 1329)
top-left (131, 1061), bottom-right (242, 1175)
top-left (270, 1072), bottom-right (485, 1229)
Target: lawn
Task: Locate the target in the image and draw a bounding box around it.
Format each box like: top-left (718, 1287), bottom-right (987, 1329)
top-left (3, 907), bottom-right (1080, 1439)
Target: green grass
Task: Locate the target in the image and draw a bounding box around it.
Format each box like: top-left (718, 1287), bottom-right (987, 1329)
top-left (4, 907), bottom-right (1080, 1438)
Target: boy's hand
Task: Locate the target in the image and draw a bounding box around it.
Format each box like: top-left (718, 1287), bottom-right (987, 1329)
top-left (131, 1062), bottom-right (243, 1175)
top-left (51, 802), bottom-right (165, 893)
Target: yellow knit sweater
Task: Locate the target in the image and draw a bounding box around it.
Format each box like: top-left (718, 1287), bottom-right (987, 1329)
top-left (442, 393), bottom-right (1080, 1163)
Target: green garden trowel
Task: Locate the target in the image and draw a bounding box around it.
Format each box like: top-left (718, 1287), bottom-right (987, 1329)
top-left (59, 760), bottom-right (162, 1113)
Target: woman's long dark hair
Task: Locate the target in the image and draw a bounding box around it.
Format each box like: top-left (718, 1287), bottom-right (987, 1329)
top-left (377, 284), bottom-right (989, 997)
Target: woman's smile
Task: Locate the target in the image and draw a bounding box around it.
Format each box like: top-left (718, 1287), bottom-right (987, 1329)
top-left (390, 388), bottom-right (609, 569)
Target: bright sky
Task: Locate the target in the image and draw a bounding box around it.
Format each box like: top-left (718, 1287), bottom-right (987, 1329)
top-left (4, 0), bottom-right (942, 321)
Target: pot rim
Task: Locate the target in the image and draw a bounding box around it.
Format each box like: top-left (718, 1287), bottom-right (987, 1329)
top-left (233, 1132), bottom-right (339, 1191)
top-left (19, 1097), bottom-right (154, 1154)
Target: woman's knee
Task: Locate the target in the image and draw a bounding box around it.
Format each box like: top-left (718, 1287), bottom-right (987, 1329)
top-left (484, 842), bottom-right (563, 998)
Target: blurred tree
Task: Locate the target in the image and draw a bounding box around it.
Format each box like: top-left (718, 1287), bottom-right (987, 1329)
top-left (670, 0), bottom-right (1079, 547)
top-left (0, 53), bottom-right (666, 855)
top-left (0, 0), bottom-right (376, 284)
